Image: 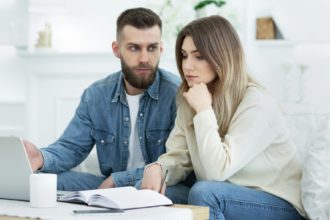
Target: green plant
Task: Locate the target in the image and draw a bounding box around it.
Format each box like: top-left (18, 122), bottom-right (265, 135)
top-left (194, 0), bottom-right (226, 10)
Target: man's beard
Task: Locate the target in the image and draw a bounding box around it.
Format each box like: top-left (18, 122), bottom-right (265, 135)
top-left (121, 59), bottom-right (158, 90)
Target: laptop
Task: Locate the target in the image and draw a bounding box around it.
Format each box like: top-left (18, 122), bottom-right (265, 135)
top-left (0, 136), bottom-right (33, 201)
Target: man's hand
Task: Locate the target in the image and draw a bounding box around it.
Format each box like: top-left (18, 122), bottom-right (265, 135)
top-left (141, 164), bottom-right (166, 194)
top-left (98, 176), bottom-right (116, 189)
top-left (183, 83), bottom-right (212, 113)
top-left (23, 139), bottom-right (44, 172)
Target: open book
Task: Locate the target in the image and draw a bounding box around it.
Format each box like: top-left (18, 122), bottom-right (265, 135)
top-left (58, 186), bottom-right (172, 210)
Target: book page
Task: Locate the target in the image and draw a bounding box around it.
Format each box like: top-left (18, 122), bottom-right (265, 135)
top-left (89, 188), bottom-right (172, 210)
top-left (119, 189), bottom-right (173, 209)
top-left (81, 186), bottom-right (137, 201)
top-left (59, 186), bottom-right (172, 210)
top-left (59, 186), bottom-right (136, 204)
top-left (58, 191), bottom-right (87, 204)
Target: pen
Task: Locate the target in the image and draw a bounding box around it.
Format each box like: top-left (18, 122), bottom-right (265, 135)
top-left (159, 169), bottom-right (168, 193)
top-left (73, 209), bottom-right (124, 214)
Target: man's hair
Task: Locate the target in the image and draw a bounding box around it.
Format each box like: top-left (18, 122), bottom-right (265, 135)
top-left (116, 7), bottom-right (162, 39)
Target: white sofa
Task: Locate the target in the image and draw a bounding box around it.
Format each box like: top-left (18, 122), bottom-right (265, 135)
top-left (283, 104), bottom-right (330, 220)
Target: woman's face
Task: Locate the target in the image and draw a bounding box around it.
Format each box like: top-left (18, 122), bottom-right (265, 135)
top-left (181, 36), bottom-right (216, 87)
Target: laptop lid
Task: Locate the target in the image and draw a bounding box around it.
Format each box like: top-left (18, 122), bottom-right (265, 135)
top-left (0, 136), bottom-right (33, 201)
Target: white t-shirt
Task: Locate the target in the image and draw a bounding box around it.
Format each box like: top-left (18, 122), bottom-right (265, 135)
top-left (125, 93), bottom-right (145, 170)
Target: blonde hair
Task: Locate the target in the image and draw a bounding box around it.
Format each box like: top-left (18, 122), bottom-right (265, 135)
top-left (175, 15), bottom-right (256, 137)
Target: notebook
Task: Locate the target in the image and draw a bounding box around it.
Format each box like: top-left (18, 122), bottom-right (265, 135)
top-left (58, 186), bottom-right (173, 210)
top-left (0, 136), bottom-right (33, 201)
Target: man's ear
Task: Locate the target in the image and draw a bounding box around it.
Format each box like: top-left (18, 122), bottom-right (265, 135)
top-left (112, 41), bottom-right (120, 58)
top-left (160, 42), bottom-right (163, 54)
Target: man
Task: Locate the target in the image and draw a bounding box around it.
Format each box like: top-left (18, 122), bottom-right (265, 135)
top-left (24, 7), bottom-right (180, 191)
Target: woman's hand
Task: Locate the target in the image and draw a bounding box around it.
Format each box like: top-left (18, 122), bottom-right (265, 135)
top-left (98, 176), bottom-right (116, 189)
top-left (183, 83), bottom-right (212, 113)
top-left (141, 164), bottom-right (166, 194)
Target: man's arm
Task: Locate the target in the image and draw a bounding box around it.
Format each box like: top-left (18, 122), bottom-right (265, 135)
top-left (99, 167), bottom-right (145, 188)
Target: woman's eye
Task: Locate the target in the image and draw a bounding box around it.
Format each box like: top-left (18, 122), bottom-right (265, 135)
top-left (196, 55), bottom-right (204, 60)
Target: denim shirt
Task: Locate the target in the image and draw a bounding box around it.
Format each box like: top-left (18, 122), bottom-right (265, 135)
top-left (40, 68), bottom-right (180, 187)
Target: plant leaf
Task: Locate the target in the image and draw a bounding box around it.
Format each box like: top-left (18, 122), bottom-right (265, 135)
top-left (194, 0), bottom-right (226, 10)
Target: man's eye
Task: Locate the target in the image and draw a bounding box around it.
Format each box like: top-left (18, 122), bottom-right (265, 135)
top-left (129, 46), bottom-right (138, 51)
top-left (148, 46), bottom-right (158, 51)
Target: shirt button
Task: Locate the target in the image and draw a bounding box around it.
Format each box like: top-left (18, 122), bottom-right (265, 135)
top-left (124, 117), bottom-right (129, 121)
top-left (139, 137), bottom-right (142, 140)
top-left (124, 140), bottom-right (128, 144)
top-left (139, 113), bottom-right (143, 117)
top-left (158, 139), bottom-right (161, 144)
top-left (101, 140), bottom-right (105, 144)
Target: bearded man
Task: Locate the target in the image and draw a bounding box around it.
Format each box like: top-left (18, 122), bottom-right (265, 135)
top-left (23, 7), bottom-right (180, 192)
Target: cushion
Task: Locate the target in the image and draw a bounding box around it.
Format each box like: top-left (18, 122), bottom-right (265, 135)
top-left (301, 115), bottom-right (330, 220)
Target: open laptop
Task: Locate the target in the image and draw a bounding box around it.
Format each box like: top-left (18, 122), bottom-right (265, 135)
top-left (0, 136), bottom-right (32, 201)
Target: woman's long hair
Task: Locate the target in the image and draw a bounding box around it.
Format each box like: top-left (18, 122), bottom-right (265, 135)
top-left (175, 15), bottom-right (255, 137)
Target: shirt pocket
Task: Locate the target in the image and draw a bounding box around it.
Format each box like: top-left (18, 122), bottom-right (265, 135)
top-left (92, 129), bottom-right (115, 146)
top-left (91, 129), bottom-right (116, 176)
top-left (145, 129), bottom-right (171, 161)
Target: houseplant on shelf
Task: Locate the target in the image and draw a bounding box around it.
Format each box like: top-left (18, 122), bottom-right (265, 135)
top-left (194, 0), bottom-right (226, 17)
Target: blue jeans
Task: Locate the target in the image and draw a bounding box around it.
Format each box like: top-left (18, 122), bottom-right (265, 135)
top-left (57, 171), bottom-right (105, 191)
top-left (188, 181), bottom-right (305, 220)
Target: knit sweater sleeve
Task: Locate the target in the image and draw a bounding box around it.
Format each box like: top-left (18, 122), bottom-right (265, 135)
top-left (156, 108), bottom-right (193, 186)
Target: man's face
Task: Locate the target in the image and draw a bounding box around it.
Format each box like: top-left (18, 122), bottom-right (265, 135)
top-left (113, 25), bottom-right (163, 91)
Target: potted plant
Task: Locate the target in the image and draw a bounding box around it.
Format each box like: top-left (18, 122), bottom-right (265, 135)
top-left (194, 0), bottom-right (226, 17)
top-left (194, 0), bottom-right (226, 10)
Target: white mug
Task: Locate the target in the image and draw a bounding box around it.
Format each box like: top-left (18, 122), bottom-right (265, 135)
top-left (30, 173), bottom-right (57, 208)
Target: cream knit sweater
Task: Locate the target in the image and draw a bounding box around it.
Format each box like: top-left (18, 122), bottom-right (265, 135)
top-left (157, 86), bottom-right (306, 216)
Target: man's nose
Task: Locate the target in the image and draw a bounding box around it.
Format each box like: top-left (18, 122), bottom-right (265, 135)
top-left (139, 49), bottom-right (149, 63)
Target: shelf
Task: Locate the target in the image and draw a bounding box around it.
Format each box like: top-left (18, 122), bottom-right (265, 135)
top-left (254, 40), bottom-right (294, 47)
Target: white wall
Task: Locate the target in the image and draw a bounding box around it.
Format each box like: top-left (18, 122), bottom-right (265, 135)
top-left (0, 0), bottom-right (28, 48)
top-left (245, 0), bottom-right (330, 107)
top-left (0, 46), bottom-right (27, 102)
top-left (1, 0), bottom-right (330, 142)
top-left (29, 0), bottom-right (149, 53)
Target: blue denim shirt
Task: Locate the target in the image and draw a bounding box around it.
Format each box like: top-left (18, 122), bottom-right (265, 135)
top-left (40, 68), bottom-right (180, 187)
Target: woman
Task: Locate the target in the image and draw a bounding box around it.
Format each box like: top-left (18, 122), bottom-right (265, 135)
top-left (141, 15), bottom-right (306, 220)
